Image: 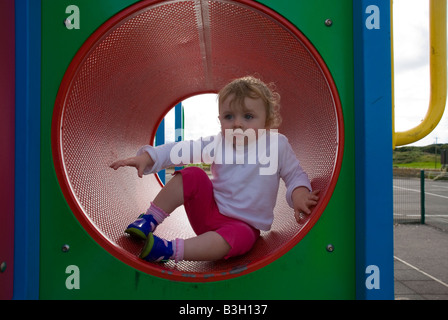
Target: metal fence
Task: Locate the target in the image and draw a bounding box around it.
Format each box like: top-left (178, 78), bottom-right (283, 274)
top-left (393, 169), bottom-right (448, 232)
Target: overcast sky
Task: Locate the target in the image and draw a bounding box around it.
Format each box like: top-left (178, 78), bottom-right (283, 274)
top-left (163, 0), bottom-right (447, 147)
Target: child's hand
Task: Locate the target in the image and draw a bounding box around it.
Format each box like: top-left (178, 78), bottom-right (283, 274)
top-left (292, 187), bottom-right (320, 223)
top-left (110, 152), bottom-right (154, 178)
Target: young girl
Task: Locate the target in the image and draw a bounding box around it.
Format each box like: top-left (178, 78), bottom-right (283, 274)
top-left (110, 76), bottom-right (319, 263)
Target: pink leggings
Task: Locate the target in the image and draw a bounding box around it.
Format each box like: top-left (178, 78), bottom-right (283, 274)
top-left (175, 167), bottom-right (260, 259)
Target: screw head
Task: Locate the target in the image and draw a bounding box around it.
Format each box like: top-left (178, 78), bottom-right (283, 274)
top-left (0, 261), bottom-right (6, 273)
top-left (62, 244), bottom-right (70, 253)
top-left (324, 19), bottom-right (333, 27)
top-left (326, 244), bottom-right (334, 252)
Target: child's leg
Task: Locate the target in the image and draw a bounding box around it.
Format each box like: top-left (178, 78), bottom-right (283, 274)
top-left (140, 231), bottom-right (231, 263)
top-left (126, 174), bottom-right (184, 239)
top-left (139, 167), bottom-right (232, 262)
top-left (183, 231), bottom-right (231, 261)
top-left (152, 173), bottom-right (184, 214)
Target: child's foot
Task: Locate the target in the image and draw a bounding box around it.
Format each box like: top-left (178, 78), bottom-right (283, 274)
top-left (125, 214), bottom-right (158, 240)
top-left (139, 233), bottom-right (173, 263)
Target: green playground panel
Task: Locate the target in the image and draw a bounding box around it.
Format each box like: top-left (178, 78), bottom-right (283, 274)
top-left (40, 0), bottom-right (355, 299)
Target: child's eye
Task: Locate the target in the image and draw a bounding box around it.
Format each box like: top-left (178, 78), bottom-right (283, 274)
top-left (244, 114), bottom-right (254, 120)
top-left (224, 114), bottom-right (233, 120)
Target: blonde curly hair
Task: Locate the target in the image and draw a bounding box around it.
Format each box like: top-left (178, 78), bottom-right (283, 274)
top-left (218, 76), bottom-right (282, 129)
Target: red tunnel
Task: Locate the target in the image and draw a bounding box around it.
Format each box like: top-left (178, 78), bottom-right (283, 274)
top-left (52, 0), bottom-right (343, 281)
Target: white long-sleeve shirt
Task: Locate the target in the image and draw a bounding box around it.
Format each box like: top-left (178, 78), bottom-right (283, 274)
top-left (138, 131), bottom-right (311, 231)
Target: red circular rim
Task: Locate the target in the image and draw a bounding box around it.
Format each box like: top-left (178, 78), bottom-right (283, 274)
top-left (52, 0), bottom-right (344, 282)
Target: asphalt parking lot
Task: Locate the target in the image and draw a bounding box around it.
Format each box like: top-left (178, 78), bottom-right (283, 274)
top-left (394, 224), bottom-right (448, 300)
top-left (393, 177), bottom-right (448, 300)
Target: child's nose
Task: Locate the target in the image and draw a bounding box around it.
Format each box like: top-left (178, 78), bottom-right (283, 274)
top-left (233, 117), bottom-right (243, 129)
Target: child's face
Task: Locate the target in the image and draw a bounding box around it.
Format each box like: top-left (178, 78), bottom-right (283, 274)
top-left (218, 94), bottom-right (268, 144)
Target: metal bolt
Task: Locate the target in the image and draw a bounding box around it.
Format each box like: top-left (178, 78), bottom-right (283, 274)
top-left (324, 19), bottom-right (333, 27)
top-left (62, 244), bottom-right (70, 253)
top-left (326, 244), bottom-right (334, 252)
top-left (0, 261), bottom-right (6, 273)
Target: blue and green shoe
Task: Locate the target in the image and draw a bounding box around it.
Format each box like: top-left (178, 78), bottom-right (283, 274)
top-left (139, 233), bottom-right (173, 263)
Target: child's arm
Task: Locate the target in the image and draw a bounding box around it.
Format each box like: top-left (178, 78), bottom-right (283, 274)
top-left (110, 152), bottom-right (154, 178)
top-left (291, 187), bottom-right (320, 223)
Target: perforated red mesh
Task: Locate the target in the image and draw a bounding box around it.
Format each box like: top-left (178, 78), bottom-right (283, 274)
top-left (53, 0), bottom-right (343, 281)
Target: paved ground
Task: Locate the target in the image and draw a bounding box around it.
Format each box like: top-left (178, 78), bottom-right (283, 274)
top-left (394, 224), bottom-right (448, 300)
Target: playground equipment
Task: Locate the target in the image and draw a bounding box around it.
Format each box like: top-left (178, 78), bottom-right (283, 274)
top-left (2, 0), bottom-right (444, 300)
top-left (156, 102), bottom-right (185, 184)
